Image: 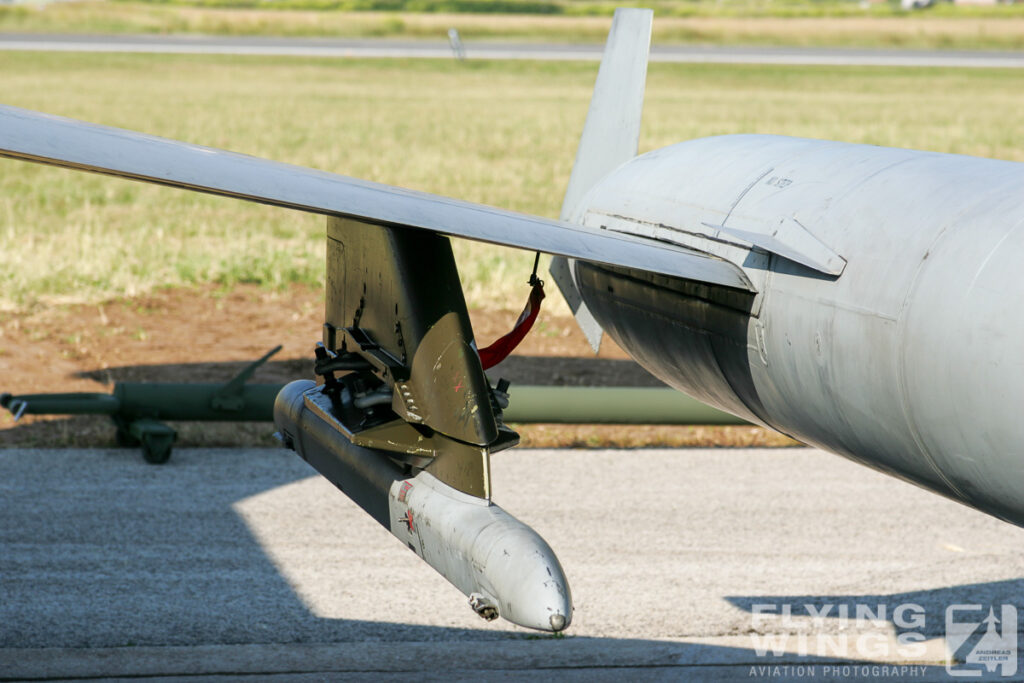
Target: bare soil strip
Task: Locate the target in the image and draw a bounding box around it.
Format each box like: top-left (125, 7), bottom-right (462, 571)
top-left (0, 284), bottom-right (798, 448)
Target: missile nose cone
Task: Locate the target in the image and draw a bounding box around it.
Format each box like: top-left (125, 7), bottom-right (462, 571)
top-left (387, 472), bottom-right (573, 632)
top-left (550, 613), bottom-right (567, 632)
top-left (495, 548), bottom-right (573, 632)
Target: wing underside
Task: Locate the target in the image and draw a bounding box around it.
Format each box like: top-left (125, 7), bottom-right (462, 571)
top-left (0, 103), bottom-right (753, 292)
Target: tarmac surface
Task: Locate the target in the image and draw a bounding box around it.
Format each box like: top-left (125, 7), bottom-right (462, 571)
top-left (2, 33), bottom-right (1024, 68)
top-left (1, 447), bottom-right (1023, 680)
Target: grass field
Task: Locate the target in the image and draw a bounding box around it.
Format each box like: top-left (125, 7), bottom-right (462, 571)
top-left (1, 3), bottom-right (1024, 50)
top-left (2, 52), bottom-right (1024, 313)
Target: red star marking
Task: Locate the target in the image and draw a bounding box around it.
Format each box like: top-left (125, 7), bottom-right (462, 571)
top-left (454, 379), bottom-right (464, 393)
top-left (404, 509), bottom-right (415, 532)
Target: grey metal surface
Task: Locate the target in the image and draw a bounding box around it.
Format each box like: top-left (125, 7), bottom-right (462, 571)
top-left (3, 33), bottom-right (1024, 68)
top-left (711, 216), bottom-right (847, 276)
top-left (1, 447), bottom-right (1022, 679)
top-left (559, 9), bottom-right (651, 221)
top-left (0, 103), bottom-right (750, 287)
top-left (551, 8), bottom-right (651, 353)
top-left (547, 256), bottom-right (605, 352)
top-left (576, 133), bottom-right (1024, 527)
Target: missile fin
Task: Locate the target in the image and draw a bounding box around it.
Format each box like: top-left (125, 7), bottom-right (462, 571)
top-left (552, 7), bottom-right (654, 353)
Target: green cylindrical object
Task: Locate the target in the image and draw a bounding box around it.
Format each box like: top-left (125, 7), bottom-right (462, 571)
top-left (502, 386), bottom-right (747, 425)
top-left (113, 383), bottom-right (281, 421)
top-left (4, 384), bottom-right (746, 426)
top-left (1, 392), bottom-right (121, 416)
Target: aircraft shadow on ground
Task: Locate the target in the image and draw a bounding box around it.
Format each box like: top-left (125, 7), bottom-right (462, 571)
top-left (0, 449), bottom-right (980, 678)
top-left (727, 582), bottom-right (1024, 638)
top-left (0, 449), bottom-right (491, 648)
top-left (2, 355), bottom-right (662, 448)
top-left (72, 355), bottom-right (666, 388)
top-left (727, 583), bottom-right (1024, 675)
top-left (1, 358), bottom-right (998, 676)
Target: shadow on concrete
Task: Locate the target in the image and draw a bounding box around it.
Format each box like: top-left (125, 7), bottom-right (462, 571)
top-left (727, 581), bottom-right (1024, 637)
top-left (0, 448), bottom-right (961, 679)
top-left (0, 448), bottom-right (486, 648)
top-left (727, 582), bottom-right (1024, 678)
top-left (1, 355), bottom-right (669, 455)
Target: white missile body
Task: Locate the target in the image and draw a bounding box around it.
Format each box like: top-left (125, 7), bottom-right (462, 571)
top-left (388, 473), bottom-right (571, 632)
top-left (274, 380), bottom-right (572, 631)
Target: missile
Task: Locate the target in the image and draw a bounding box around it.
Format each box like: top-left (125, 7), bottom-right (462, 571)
top-left (273, 379), bottom-right (572, 632)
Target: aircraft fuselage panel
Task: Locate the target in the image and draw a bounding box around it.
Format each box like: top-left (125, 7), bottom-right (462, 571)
top-left (575, 134), bottom-right (1024, 526)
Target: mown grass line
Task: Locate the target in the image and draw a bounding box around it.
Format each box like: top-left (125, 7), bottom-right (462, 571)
top-left (1, 52), bottom-right (1023, 313)
top-left (0, 3), bottom-right (1023, 50)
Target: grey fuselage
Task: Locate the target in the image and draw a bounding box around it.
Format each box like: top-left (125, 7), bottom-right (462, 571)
top-left (571, 134), bottom-right (1024, 526)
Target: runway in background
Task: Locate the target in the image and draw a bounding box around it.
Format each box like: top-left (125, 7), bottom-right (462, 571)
top-left (2, 33), bottom-right (1024, 67)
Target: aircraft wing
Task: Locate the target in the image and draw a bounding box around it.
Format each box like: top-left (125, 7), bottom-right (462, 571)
top-left (0, 103), bottom-right (753, 292)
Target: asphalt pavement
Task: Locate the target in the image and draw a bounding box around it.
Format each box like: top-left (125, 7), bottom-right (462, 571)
top-left (1, 446), bottom-right (1022, 680)
top-left (2, 33), bottom-right (1023, 68)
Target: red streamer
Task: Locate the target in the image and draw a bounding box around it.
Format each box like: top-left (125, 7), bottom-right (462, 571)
top-left (478, 281), bottom-right (545, 370)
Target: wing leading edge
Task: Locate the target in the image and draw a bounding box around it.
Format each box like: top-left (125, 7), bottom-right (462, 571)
top-left (0, 103), bottom-right (753, 291)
